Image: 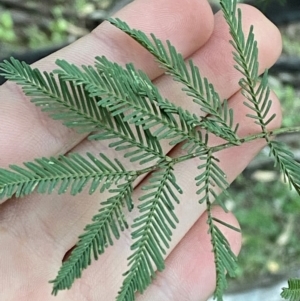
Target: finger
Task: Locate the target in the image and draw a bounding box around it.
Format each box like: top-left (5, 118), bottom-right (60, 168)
top-left (137, 207), bottom-right (241, 301)
top-left (0, 0), bottom-right (214, 166)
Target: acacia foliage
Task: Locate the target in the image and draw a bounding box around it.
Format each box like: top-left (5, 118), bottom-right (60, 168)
top-left (0, 1), bottom-right (299, 300)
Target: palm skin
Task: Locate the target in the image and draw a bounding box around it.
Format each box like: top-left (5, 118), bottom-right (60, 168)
top-left (0, 0), bottom-right (282, 300)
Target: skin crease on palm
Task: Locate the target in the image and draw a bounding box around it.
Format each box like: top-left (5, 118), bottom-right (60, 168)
top-left (0, 0), bottom-right (282, 300)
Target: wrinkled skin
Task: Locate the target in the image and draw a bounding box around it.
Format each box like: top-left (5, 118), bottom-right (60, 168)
top-left (0, 0), bottom-right (282, 300)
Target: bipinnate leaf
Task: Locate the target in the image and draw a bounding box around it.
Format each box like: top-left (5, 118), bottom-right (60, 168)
top-left (0, 1), bottom-right (296, 300)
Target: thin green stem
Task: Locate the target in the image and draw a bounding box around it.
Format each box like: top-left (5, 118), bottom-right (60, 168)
top-left (134, 126), bottom-right (300, 177)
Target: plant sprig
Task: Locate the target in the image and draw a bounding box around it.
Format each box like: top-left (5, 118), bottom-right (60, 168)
top-left (0, 1), bottom-right (300, 300)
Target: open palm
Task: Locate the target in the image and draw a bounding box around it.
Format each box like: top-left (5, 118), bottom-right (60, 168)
top-left (0, 0), bottom-right (282, 300)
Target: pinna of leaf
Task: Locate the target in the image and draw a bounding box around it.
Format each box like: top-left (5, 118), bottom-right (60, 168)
top-left (0, 0), bottom-right (300, 301)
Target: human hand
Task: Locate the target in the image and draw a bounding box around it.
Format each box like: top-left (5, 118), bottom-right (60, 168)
top-left (0, 0), bottom-right (282, 300)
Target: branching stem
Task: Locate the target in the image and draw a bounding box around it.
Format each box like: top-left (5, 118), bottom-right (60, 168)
top-left (134, 126), bottom-right (300, 178)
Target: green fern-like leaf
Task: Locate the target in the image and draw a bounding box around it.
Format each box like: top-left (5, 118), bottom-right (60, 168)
top-left (194, 148), bottom-right (237, 299)
top-left (92, 113), bottom-right (165, 165)
top-left (241, 70), bottom-right (276, 128)
top-left (0, 153), bottom-right (132, 199)
top-left (269, 140), bottom-right (300, 193)
top-left (281, 279), bottom-right (300, 301)
top-left (109, 18), bottom-right (240, 144)
top-left (117, 164), bottom-right (182, 301)
top-left (220, 0), bottom-right (276, 133)
top-left (50, 180), bottom-right (135, 295)
top-left (208, 209), bottom-right (238, 301)
top-left (94, 56), bottom-right (203, 145)
top-left (0, 58), bottom-right (105, 134)
top-left (55, 56), bottom-right (208, 153)
top-left (56, 56), bottom-right (177, 133)
top-left (195, 150), bottom-right (229, 212)
top-left (0, 58), bottom-right (166, 165)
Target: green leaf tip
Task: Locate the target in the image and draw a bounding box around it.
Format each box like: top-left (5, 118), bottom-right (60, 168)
top-left (281, 279), bottom-right (300, 301)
